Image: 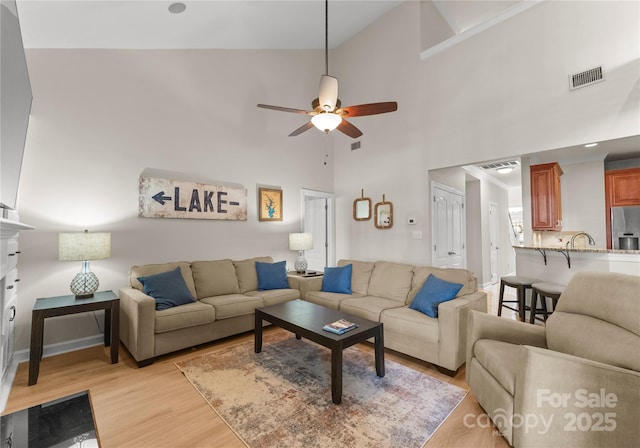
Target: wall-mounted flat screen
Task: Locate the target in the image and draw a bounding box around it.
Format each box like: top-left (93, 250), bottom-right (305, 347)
top-left (1, 0), bottom-right (32, 211)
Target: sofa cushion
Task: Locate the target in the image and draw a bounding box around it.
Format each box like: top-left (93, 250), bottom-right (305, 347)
top-left (367, 261), bottom-right (414, 303)
top-left (305, 291), bottom-right (364, 310)
top-left (130, 262), bottom-right (197, 299)
top-left (337, 259), bottom-right (374, 295)
top-left (340, 296), bottom-right (404, 321)
top-left (380, 306), bottom-right (439, 343)
top-left (409, 266), bottom-right (476, 303)
top-left (246, 288), bottom-right (299, 307)
top-left (155, 301), bottom-right (216, 334)
top-left (409, 274), bottom-right (463, 318)
top-left (322, 264), bottom-right (352, 294)
top-left (191, 259), bottom-right (240, 299)
top-left (137, 267), bottom-right (197, 311)
top-left (473, 339), bottom-right (520, 395)
top-left (256, 260), bottom-right (289, 290)
top-left (233, 256), bottom-right (273, 293)
top-left (199, 294), bottom-right (263, 320)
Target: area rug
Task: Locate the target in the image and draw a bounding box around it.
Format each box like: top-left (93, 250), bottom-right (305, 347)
top-left (175, 332), bottom-right (467, 448)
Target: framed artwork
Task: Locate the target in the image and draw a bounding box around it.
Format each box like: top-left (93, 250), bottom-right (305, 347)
top-left (258, 188), bottom-right (283, 221)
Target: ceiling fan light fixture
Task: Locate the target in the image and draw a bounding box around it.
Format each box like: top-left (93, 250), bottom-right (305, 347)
top-left (496, 167), bottom-right (514, 174)
top-left (311, 112), bottom-right (342, 133)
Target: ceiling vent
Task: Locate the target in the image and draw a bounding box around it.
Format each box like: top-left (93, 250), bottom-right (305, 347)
top-left (569, 66), bottom-right (604, 90)
top-left (481, 160), bottom-right (519, 170)
top-left (351, 141), bottom-right (361, 151)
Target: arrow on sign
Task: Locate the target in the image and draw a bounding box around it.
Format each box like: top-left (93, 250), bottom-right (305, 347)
top-left (152, 191), bottom-right (172, 205)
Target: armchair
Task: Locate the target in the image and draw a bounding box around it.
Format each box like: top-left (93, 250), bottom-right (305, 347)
top-left (466, 271), bottom-right (640, 447)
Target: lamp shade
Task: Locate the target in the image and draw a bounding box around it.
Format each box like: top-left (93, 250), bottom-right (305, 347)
top-left (59, 231), bottom-right (111, 261)
top-left (311, 112), bottom-right (342, 133)
top-left (289, 233), bottom-right (313, 251)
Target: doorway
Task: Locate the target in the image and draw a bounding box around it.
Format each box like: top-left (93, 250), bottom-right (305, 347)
top-left (301, 189), bottom-right (336, 271)
top-left (431, 182), bottom-right (465, 268)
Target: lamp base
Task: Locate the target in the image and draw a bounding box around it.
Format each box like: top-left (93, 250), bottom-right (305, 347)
top-left (75, 293), bottom-right (95, 299)
top-left (70, 266), bottom-right (99, 299)
top-left (294, 255), bottom-right (308, 274)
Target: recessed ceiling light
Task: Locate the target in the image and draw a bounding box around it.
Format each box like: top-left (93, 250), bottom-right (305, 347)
top-left (168, 2), bottom-right (186, 14)
top-left (496, 167), bottom-right (513, 174)
top-left (584, 143), bottom-right (598, 148)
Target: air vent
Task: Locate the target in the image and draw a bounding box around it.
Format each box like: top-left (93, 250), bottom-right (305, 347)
top-left (569, 66), bottom-right (604, 90)
top-left (351, 141), bottom-right (361, 151)
top-left (480, 160), bottom-right (519, 170)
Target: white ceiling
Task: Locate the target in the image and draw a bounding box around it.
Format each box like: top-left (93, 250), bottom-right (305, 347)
top-left (16, 0), bottom-right (523, 50)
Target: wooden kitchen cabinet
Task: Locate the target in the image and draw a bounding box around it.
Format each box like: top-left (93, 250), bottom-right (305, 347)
top-left (531, 162), bottom-right (563, 230)
top-left (605, 168), bottom-right (640, 206)
top-left (604, 167), bottom-right (640, 248)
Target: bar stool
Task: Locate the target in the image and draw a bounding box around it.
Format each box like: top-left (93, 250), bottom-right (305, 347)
top-left (530, 282), bottom-right (565, 324)
top-left (498, 276), bottom-right (538, 322)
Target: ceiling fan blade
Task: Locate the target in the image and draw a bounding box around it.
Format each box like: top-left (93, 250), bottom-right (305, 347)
top-left (257, 104), bottom-right (314, 115)
top-left (337, 119), bottom-right (363, 139)
top-left (339, 102), bottom-right (398, 117)
top-left (318, 75), bottom-right (338, 111)
top-left (288, 121), bottom-right (315, 137)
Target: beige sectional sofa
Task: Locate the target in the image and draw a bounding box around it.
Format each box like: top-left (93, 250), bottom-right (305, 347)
top-left (299, 259), bottom-right (488, 374)
top-left (119, 256), bottom-right (299, 366)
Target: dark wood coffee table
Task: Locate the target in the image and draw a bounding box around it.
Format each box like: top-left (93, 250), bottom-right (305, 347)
top-left (255, 299), bottom-right (384, 404)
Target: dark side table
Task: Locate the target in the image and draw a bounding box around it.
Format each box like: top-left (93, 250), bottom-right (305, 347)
top-left (29, 291), bottom-right (119, 386)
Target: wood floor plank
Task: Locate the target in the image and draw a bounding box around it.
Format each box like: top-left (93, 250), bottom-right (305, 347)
top-left (4, 326), bottom-right (508, 448)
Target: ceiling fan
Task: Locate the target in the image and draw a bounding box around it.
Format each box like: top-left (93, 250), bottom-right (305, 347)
top-left (257, 0), bottom-right (398, 138)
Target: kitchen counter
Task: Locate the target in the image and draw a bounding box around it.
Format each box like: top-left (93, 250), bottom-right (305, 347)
top-left (514, 245), bottom-right (639, 255)
top-left (513, 245), bottom-right (639, 285)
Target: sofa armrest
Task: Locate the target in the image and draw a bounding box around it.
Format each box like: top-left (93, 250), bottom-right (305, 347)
top-left (295, 276), bottom-right (323, 300)
top-left (514, 345), bottom-right (640, 447)
top-left (466, 309), bottom-right (547, 383)
top-left (437, 291), bottom-right (488, 372)
top-left (118, 287), bottom-right (156, 363)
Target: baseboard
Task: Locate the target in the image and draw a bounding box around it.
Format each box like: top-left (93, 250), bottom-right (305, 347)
top-left (13, 334), bottom-right (105, 365)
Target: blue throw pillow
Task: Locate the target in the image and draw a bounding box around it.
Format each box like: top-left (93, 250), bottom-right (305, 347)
top-left (256, 260), bottom-right (289, 290)
top-left (322, 264), bottom-right (352, 294)
top-left (137, 267), bottom-right (196, 311)
top-left (409, 274), bottom-right (463, 318)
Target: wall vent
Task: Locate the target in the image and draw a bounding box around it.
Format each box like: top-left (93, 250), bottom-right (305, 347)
top-left (480, 160), bottom-right (519, 170)
top-left (569, 66), bottom-right (604, 90)
top-left (351, 141), bottom-right (361, 151)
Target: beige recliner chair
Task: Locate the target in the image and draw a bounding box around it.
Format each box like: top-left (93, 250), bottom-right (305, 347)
top-left (466, 271), bottom-right (640, 447)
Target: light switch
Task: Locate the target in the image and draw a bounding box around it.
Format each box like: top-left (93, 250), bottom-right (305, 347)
top-left (411, 231), bottom-right (423, 239)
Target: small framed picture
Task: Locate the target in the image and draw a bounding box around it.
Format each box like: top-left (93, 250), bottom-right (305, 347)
top-left (258, 188), bottom-right (283, 221)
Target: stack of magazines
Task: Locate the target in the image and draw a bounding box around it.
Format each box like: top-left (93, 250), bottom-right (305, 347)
top-left (322, 318), bottom-right (358, 335)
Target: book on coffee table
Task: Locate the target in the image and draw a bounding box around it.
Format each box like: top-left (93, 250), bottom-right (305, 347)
top-left (323, 319), bottom-right (358, 335)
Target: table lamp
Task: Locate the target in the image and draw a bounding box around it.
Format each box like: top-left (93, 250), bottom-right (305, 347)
top-left (59, 230), bottom-right (111, 298)
top-left (289, 233), bottom-right (313, 273)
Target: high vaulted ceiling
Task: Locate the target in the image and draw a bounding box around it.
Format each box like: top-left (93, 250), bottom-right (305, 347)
top-left (17, 0), bottom-right (524, 50)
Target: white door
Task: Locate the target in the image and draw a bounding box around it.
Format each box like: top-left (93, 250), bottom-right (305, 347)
top-left (489, 202), bottom-right (499, 284)
top-left (302, 189), bottom-right (335, 271)
top-left (432, 184), bottom-right (465, 268)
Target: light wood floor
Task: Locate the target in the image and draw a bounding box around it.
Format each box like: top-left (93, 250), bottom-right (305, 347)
top-left (3, 325), bottom-right (509, 448)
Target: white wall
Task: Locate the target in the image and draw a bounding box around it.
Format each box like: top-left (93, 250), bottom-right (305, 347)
top-left (15, 49), bottom-right (334, 350)
top-left (331, 0), bottom-right (638, 265)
